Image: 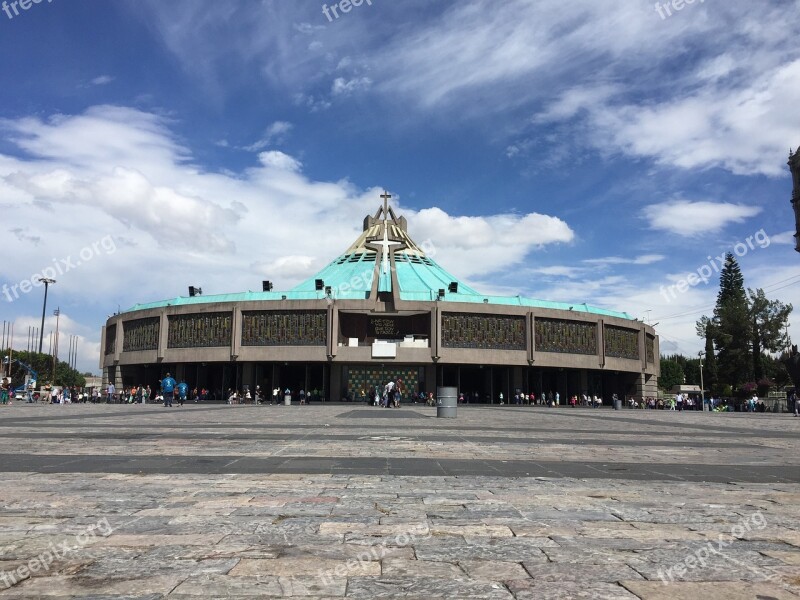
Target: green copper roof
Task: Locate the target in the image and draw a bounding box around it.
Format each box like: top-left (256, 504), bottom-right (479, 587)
top-left (123, 201), bottom-right (633, 321)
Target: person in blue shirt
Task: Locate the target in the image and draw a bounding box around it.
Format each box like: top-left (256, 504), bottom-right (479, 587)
top-left (161, 373), bottom-right (177, 407)
top-left (177, 381), bottom-right (189, 407)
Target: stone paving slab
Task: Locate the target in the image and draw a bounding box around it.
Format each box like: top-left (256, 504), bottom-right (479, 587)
top-left (0, 405), bottom-right (798, 597)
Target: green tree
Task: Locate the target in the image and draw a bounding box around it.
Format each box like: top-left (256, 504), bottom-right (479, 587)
top-left (696, 316), bottom-right (718, 391)
top-left (748, 288), bottom-right (792, 381)
top-left (711, 254), bottom-right (751, 386)
top-left (659, 358), bottom-right (684, 391)
top-left (683, 358), bottom-right (701, 385)
top-left (770, 353), bottom-right (792, 388)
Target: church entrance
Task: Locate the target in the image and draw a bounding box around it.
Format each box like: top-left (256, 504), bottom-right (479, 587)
top-left (343, 365), bottom-right (423, 402)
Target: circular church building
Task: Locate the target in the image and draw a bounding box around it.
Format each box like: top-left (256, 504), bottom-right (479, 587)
top-left (101, 199), bottom-right (659, 404)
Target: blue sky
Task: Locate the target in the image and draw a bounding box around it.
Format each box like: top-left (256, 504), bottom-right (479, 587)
top-left (1, 0), bottom-right (798, 374)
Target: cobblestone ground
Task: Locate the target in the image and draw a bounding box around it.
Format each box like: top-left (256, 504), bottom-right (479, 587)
top-left (0, 403), bottom-right (798, 599)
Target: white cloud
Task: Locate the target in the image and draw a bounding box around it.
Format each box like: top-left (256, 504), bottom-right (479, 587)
top-left (252, 256), bottom-right (317, 280)
top-left (769, 230), bottom-right (796, 246)
top-left (642, 201), bottom-right (761, 236)
top-left (584, 255), bottom-right (666, 266)
top-left (132, 1), bottom-right (800, 177)
top-left (531, 266), bottom-right (584, 278)
top-left (331, 76), bottom-right (372, 96)
top-left (257, 150), bottom-right (302, 171)
top-left (243, 121), bottom-right (293, 152)
top-left (91, 75), bottom-right (114, 86)
top-left (410, 207), bottom-right (574, 279)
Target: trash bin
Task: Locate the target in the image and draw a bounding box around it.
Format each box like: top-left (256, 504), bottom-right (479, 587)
top-left (284, 394), bottom-right (291, 406)
top-left (437, 386), bottom-right (457, 418)
top-left (613, 398), bottom-right (622, 410)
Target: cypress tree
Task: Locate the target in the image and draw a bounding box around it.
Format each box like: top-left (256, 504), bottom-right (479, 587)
top-left (712, 254), bottom-right (751, 386)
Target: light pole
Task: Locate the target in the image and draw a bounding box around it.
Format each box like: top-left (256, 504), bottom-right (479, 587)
top-left (37, 278), bottom-right (55, 354)
top-left (52, 308), bottom-right (60, 384)
top-left (698, 351), bottom-right (706, 411)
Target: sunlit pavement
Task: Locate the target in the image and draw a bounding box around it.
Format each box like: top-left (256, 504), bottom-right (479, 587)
top-left (0, 404), bottom-right (798, 598)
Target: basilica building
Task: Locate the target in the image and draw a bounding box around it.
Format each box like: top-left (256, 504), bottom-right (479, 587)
top-left (101, 196), bottom-right (659, 403)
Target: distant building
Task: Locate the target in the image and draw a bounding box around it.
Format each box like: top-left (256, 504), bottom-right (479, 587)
top-left (100, 195), bottom-right (659, 404)
top-left (791, 148), bottom-right (800, 253)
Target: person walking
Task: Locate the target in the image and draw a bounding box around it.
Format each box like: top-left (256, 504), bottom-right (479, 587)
top-left (161, 373), bottom-right (177, 407)
top-left (177, 380), bottom-right (189, 407)
top-left (1, 376), bottom-right (11, 405)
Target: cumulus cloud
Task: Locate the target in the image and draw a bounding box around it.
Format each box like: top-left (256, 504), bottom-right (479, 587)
top-left (642, 201), bottom-right (761, 236)
top-left (257, 150), bottom-right (302, 171)
top-left (410, 207), bottom-right (574, 279)
top-left (0, 105), bottom-right (576, 369)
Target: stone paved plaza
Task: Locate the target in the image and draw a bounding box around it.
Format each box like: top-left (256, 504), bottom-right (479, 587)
top-left (0, 403), bottom-right (798, 599)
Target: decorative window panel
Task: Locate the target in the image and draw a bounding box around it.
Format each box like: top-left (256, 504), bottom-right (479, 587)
top-left (105, 324), bottom-right (117, 356)
top-left (441, 313), bottom-right (526, 350)
top-left (535, 318), bottom-right (597, 355)
top-left (241, 311), bottom-right (327, 346)
top-left (122, 317), bottom-right (159, 352)
top-left (346, 366), bottom-right (421, 400)
top-left (168, 312), bottom-right (232, 349)
top-left (646, 335), bottom-right (655, 364)
top-left (604, 325), bottom-right (640, 360)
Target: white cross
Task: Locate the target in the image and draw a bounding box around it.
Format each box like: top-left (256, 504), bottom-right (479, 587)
top-left (377, 221), bottom-right (402, 275)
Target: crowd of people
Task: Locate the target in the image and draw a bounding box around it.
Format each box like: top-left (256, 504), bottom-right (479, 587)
top-left (363, 381), bottom-right (404, 407)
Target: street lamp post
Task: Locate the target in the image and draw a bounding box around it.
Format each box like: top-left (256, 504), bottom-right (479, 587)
top-left (37, 278), bottom-right (56, 354)
top-left (52, 308), bottom-right (60, 384)
top-left (698, 351), bottom-right (706, 411)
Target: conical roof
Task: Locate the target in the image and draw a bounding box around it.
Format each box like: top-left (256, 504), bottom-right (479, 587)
top-left (291, 198), bottom-right (479, 300)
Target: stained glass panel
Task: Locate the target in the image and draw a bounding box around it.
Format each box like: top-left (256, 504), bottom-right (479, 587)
top-left (441, 313), bottom-right (526, 350)
top-left (605, 325), bottom-right (640, 360)
top-left (122, 317), bottom-right (159, 352)
top-left (242, 311), bottom-right (327, 346)
top-left (167, 312), bottom-right (232, 349)
top-left (534, 319), bottom-right (597, 355)
top-left (346, 366), bottom-right (421, 401)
